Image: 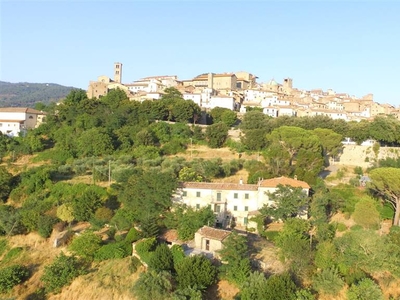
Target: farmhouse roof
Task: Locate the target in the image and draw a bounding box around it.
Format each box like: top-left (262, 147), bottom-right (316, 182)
top-left (197, 226), bottom-right (231, 241)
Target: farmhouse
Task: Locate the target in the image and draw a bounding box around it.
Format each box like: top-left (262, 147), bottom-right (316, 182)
top-left (0, 107), bottom-right (46, 136)
top-left (175, 176), bottom-right (310, 229)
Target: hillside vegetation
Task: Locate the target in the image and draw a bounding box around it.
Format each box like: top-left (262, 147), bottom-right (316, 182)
top-left (0, 81), bottom-right (76, 107)
top-left (1, 88), bottom-right (400, 299)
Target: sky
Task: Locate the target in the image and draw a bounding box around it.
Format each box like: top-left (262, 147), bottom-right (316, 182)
top-left (1, 1), bottom-right (400, 105)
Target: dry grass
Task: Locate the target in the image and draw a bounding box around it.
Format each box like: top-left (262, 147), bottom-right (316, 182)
top-left (176, 145), bottom-right (259, 161)
top-left (49, 258), bottom-right (142, 300)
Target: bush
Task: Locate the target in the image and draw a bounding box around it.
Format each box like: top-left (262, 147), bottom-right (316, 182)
top-left (0, 265), bottom-right (30, 293)
top-left (336, 223), bottom-right (347, 232)
top-left (125, 227), bottom-right (142, 243)
top-left (2, 247), bottom-right (24, 263)
top-left (129, 256), bottom-right (142, 273)
top-left (175, 255), bottom-right (217, 290)
top-left (94, 241), bottom-right (132, 261)
top-left (135, 238), bottom-right (157, 264)
top-left (41, 252), bottom-right (86, 293)
top-left (264, 231), bottom-right (279, 241)
top-left (148, 244), bottom-right (174, 272)
top-left (347, 278), bottom-right (383, 300)
top-left (312, 267), bottom-right (344, 296)
top-left (38, 215), bottom-right (57, 238)
top-left (69, 231), bottom-right (102, 260)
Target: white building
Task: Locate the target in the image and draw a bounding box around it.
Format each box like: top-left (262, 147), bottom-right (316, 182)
top-left (0, 107), bottom-right (46, 136)
top-left (175, 177), bottom-right (310, 229)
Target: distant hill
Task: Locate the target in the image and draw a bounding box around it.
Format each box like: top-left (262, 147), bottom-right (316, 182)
top-left (0, 81), bottom-right (78, 107)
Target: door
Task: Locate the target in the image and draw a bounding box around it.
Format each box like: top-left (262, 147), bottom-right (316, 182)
top-left (205, 239), bottom-right (210, 251)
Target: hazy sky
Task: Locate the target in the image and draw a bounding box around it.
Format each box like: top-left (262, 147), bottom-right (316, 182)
top-left (1, 1), bottom-right (400, 105)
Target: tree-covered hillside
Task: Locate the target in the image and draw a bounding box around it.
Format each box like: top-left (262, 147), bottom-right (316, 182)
top-left (0, 81), bottom-right (76, 107)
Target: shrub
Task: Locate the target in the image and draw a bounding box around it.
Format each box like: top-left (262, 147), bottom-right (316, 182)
top-left (125, 227), bottom-right (142, 243)
top-left (0, 265), bottom-right (30, 293)
top-left (94, 241), bottom-right (132, 261)
top-left (41, 252), bottom-right (86, 293)
top-left (347, 278), bottom-right (383, 300)
top-left (129, 256), bottom-right (142, 273)
top-left (312, 267), bottom-right (344, 296)
top-left (336, 223), bottom-right (347, 232)
top-left (37, 215), bottom-right (57, 238)
top-left (135, 238), bottom-right (157, 264)
top-left (264, 231), bottom-right (279, 241)
top-left (2, 247), bottom-right (24, 263)
top-left (69, 231), bottom-right (102, 260)
top-left (175, 255), bottom-right (217, 290)
top-left (148, 244), bottom-right (174, 272)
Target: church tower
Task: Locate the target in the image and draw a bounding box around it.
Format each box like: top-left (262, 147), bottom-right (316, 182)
top-left (114, 62), bottom-right (122, 83)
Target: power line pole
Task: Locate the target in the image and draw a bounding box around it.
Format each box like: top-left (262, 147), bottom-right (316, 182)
top-left (108, 160), bottom-right (111, 186)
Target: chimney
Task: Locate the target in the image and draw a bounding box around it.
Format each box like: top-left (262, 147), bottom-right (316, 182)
top-left (239, 178), bottom-right (243, 185)
top-left (294, 175), bottom-right (298, 180)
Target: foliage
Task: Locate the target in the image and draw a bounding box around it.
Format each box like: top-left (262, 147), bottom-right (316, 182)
top-left (347, 278), bottom-right (383, 300)
top-left (56, 204), bottom-right (74, 223)
top-left (172, 286), bottom-right (203, 300)
top-left (0, 265), bottom-right (30, 293)
top-left (41, 252), bottom-right (86, 293)
top-left (275, 219), bottom-right (313, 275)
top-left (219, 231), bottom-right (251, 286)
top-left (312, 267), bottom-right (344, 296)
top-left (132, 270), bottom-right (173, 300)
top-left (312, 128), bottom-right (343, 159)
top-left (264, 272), bottom-right (297, 300)
top-left (125, 227), bottom-right (142, 243)
top-left (0, 166), bottom-right (13, 202)
top-left (264, 126), bottom-right (324, 184)
top-left (119, 169), bottom-right (177, 224)
top-left (170, 244), bottom-right (186, 267)
top-left (210, 107), bottom-right (237, 127)
top-left (129, 256), bottom-right (142, 273)
top-left (164, 205), bottom-right (215, 241)
top-left (69, 231), bottom-right (102, 260)
top-left (0, 81), bottom-right (74, 107)
top-left (240, 271), bottom-right (269, 300)
top-left (261, 184), bottom-right (309, 221)
top-left (175, 255), bottom-right (217, 290)
top-left (2, 247), bottom-right (24, 263)
top-left (205, 122), bottom-right (229, 148)
top-left (148, 243), bottom-right (174, 272)
top-left (134, 238), bottom-right (157, 264)
top-left (352, 196), bottom-right (380, 229)
top-left (94, 241), bottom-right (132, 261)
top-left (369, 167), bottom-right (400, 225)
top-left (0, 205), bottom-right (26, 236)
top-left (37, 215), bottom-right (57, 238)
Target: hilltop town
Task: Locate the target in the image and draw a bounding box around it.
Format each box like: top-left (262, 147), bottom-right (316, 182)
top-left (88, 62), bottom-right (398, 121)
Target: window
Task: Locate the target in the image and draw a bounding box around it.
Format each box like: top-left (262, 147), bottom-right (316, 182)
top-left (28, 116), bottom-right (33, 119)
top-left (234, 193), bottom-right (238, 199)
top-left (196, 191), bottom-right (201, 197)
top-left (244, 206), bottom-right (248, 211)
top-left (183, 191), bottom-right (187, 197)
top-left (196, 204), bottom-right (200, 209)
top-left (216, 192), bottom-right (221, 201)
top-left (214, 204), bottom-right (221, 213)
top-left (233, 206), bottom-right (237, 211)
top-left (244, 217), bottom-right (248, 225)
top-left (245, 193), bottom-right (249, 199)
top-left (0, 123), bottom-right (2, 127)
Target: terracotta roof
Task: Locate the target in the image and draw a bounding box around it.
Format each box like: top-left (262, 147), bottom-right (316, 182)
top-left (259, 176), bottom-right (310, 189)
top-left (0, 120), bottom-right (24, 123)
top-left (197, 226), bottom-right (231, 241)
top-left (180, 182), bottom-right (258, 191)
top-left (0, 107), bottom-right (45, 114)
